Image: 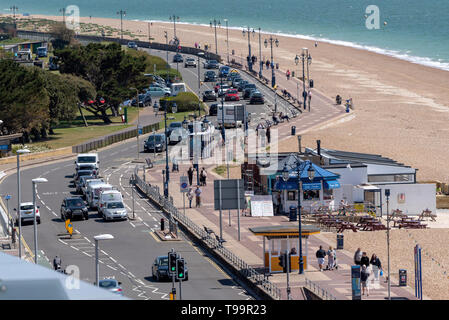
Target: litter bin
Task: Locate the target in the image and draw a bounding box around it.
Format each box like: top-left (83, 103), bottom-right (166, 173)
top-left (276, 63), bottom-right (279, 69)
top-left (292, 71), bottom-right (295, 78)
top-left (291, 126), bottom-right (296, 135)
top-left (399, 269), bottom-right (407, 286)
top-left (160, 218), bottom-right (165, 231)
top-left (309, 79), bottom-right (314, 88)
top-left (289, 206), bottom-right (297, 222)
top-left (337, 233), bottom-right (344, 249)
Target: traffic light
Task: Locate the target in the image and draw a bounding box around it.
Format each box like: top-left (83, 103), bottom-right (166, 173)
top-left (176, 258), bottom-right (186, 280)
top-left (168, 252), bottom-right (177, 274)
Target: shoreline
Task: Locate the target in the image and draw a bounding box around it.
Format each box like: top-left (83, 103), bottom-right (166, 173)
top-left (8, 14), bottom-right (449, 182)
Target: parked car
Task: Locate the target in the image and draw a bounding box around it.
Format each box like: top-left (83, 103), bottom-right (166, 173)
top-left (102, 201), bottom-right (127, 221)
top-left (98, 278), bottom-right (123, 295)
top-left (204, 60), bottom-right (219, 69)
top-left (127, 42), bottom-right (138, 50)
top-left (152, 255), bottom-right (189, 281)
top-left (243, 87), bottom-right (257, 99)
top-left (144, 134), bottom-right (166, 153)
top-left (204, 71), bottom-right (217, 82)
top-left (249, 91), bottom-right (265, 104)
top-left (219, 65), bottom-right (230, 78)
top-left (146, 86), bottom-right (171, 97)
top-left (173, 53), bottom-right (183, 63)
top-left (209, 103), bottom-right (218, 116)
top-left (225, 89), bottom-right (240, 101)
top-left (60, 197), bottom-right (89, 221)
top-left (202, 90), bottom-right (217, 102)
top-left (184, 57), bottom-right (196, 67)
top-left (15, 202), bottom-right (40, 225)
top-left (131, 93), bottom-right (152, 107)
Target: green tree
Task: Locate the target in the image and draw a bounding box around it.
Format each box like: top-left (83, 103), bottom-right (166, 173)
top-left (50, 22), bottom-right (76, 50)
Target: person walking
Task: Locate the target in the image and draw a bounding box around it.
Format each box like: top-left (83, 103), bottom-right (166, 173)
top-left (187, 167), bottom-right (194, 186)
top-left (360, 252), bottom-right (370, 268)
top-left (53, 256), bottom-right (62, 270)
top-left (286, 69), bottom-right (290, 80)
top-left (370, 253), bottom-right (382, 283)
top-left (187, 187), bottom-right (194, 208)
top-left (195, 185), bottom-right (202, 207)
top-left (327, 246), bottom-right (336, 270)
top-left (266, 126), bottom-right (271, 144)
top-left (361, 265), bottom-right (370, 296)
top-left (266, 60), bottom-right (270, 69)
top-left (354, 248), bottom-right (362, 265)
top-left (307, 90), bottom-right (312, 107)
top-left (315, 245), bottom-right (326, 271)
top-left (200, 168), bottom-right (207, 186)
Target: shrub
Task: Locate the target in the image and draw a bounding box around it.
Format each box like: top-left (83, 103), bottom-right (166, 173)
top-left (160, 92), bottom-right (205, 113)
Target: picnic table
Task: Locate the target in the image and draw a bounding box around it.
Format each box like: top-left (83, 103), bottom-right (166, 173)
top-left (388, 209), bottom-right (407, 219)
top-left (355, 216), bottom-right (377, 228)
top-left (418, 209), bottom-right (436, 222)
top-left (336, 221), bottom-right (358, 233)
top-left (361, 221), bottom-right (388, 231)
top-left (395, 217), bottom-right (427, 229)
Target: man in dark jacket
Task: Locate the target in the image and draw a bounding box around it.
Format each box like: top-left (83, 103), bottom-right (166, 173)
top-left (360, 252), bottom-right (370, 268)
top-left (187, 167), bottom-right (194, 186)
top-left (315, 245), bottom-right (326, 271)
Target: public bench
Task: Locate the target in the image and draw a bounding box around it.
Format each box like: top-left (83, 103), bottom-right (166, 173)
top-left (215, 235), bottom-right (227, 248)
top-left (203, 226), bottom-right (214, 240)
top-left (418, 209), bottom-right (437, 222)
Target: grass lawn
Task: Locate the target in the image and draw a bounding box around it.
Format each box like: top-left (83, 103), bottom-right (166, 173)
top-left (159, 111), bottom-right (201, 128)
top-left (0, 37), bottom-right (30, 45)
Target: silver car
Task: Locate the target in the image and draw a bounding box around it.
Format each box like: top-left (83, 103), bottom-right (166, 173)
top-left (99, 279), bottom-right (123, 295)
top-left (184, 57), bottom-right (197, 68)
top-left (102, 201), bottom-right (128, 221)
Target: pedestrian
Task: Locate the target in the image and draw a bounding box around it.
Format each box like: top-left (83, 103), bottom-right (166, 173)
top-left (370, 253), bottom-right (382, 282)
top-left (361, 252), bottom-right (370, 268)
top-left (354, 248), bottom-right (362, 265)
top-left (361, 265), bottom-right (370, 296)
top-left (195, 42), bottom-right (198, 49)
top-left (53, 255), bottom-right (61, 270)
top-left (286, 69), bottom-right (290, 80)
top-left (315, 245), bottom-right (326, 271)
top-left (266, 126), bottom-right (271, 144)
top-left (314, 41), bottom-right (318, 48)
top-left (290, 247), bottom-right (297, 255)
top-left (187, 167), bottom-right (194, 185)
top-left (256, 123), bottom-right (263, 136)
top-left (308, 90), bottom-right (312, 106)
top-left (266, 60), bottom-right (270, 69)
top-left (187, 187), bottom-right (194, 208)
top-left (327, 246), bottom-right (336, 270)
top-left (200, 168), bottom-right (207, 186)
top-left (195, 185), bottom-right (202, 207)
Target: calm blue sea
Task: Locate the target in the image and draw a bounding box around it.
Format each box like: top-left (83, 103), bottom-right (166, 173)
top-left (3, 0), bottom-right (449, 70)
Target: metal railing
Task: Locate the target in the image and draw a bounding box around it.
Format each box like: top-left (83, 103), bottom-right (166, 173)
top-left (304, 278), bottom-right (337, 300)
top-left (132, 171), bottom-right (282, 299)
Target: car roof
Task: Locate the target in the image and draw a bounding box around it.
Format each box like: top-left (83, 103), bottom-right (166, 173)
top-left (20, 202), bottom-right (34, 206)
top-left (78, 153), bottom-right (98, 157)
top-left (64, 196), bottom-right (84, 201)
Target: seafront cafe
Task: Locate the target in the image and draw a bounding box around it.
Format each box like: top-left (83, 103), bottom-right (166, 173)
top-left (249, 225), bottom-right (321, 273)
top-left (273, 161), bottom-right (341, 214)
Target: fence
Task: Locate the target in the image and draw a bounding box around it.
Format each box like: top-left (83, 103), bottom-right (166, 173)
top-left (304, 278), bottom-right (337, 300)
top-left (132, 170), bottom-right (282, 300)
top-left (72, 122), bottom-right (159, 154)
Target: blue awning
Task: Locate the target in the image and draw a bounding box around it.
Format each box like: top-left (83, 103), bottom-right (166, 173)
top-left (274, 179), bottom-right (298, 190)
top-left (324, 180), bottom-right (340, 189)
top-left (302, 182), bottom-right (322, 190)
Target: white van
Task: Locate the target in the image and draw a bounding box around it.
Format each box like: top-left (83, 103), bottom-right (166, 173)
top-left (83, 178), bottom-right (104, 197)
top-left (75, 153), bottom-right (99, 172)
top-left (170, 83), bottom-right (186, 96)
top-left (98, 190), bottom-right (124, 214)
top-left (88, 183), bottom-right (114, 209)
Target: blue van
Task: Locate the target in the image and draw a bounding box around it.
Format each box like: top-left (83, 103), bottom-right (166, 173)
top-left (37, 47), bottom-right (47, 57)
top-left (219, 65), bottom-right (230, 78)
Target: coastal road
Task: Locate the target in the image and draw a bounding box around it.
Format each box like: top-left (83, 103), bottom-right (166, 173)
top-left (0, 138), bottom-right (253, 300)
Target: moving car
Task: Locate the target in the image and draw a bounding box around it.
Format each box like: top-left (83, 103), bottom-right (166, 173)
top-left (218, 84), bottom-right (231, 97)
top-left (169, 127), bottom-right (189, 145)
top-left (99, 279), bottom-right (123, 295)
top-left (144, 134), bottom-right (166, 153)
top-left (74, 169), bottom-right (96, 184)
top-left (243, 87), bottom-right (257, 99)
top-left (15, 202), bottom-right (40, 225)
top-left (237, 80), bottom-right (249, 92)
top-left (204, 71), bottom-right (217, 82)
top-left (204, 60), bottom-right (219, 69)
top-left (146, 86), bottom-right (171, 97)
top-left (249, 91), bottom-right (265, 104)
top-left (152, 255), bottom-right (189, 281)
top-left (75, 153), bottom-right (99, 173)
top-left (202, 90), bottom-right (217, 102)
top-left (88, 183), bottom-right (114, 209)
top-left (37, 47), bottom-right (47, 57)
top-left (60, 197), bottom-right (89, 221)
top-left (76, 174), bottom-right (95, 194)
top-left (98, 190), bottom-right (123, 215)
top-left (102, 201), bottom-right (127, 221)
top-left (184, 57), bottom-right (196, 67)
top-left (219, 65), bottom-right (230, 78)
top-left (167, 122), bottom-right (183, 137)
top-left (209, 103), bottom-right (218, 116)
top-left (173, 53), bottom-right (183, 63)
top-left (225, 89), bottom-right (240, 101)
top-left (170, 83), bottom-right (187, 96)
top-left (127, 42), bottom-right (138, 50)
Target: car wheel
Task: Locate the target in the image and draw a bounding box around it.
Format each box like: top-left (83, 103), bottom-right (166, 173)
top-left (37, 218), bottom-right (41, 225)
top-left (156, 272), bottom-right (160, 282)
top-left (165, 93), bottom-right (170, 97)
top-left (84, 213), bottom-right (89, 220)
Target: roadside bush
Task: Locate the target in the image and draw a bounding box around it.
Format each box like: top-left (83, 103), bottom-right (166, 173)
top-left (160, 92), bottom-right (205, 113)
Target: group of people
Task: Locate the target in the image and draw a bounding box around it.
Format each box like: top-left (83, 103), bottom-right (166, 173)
top-left (187, 166), bottom-right (207, 186)
top-left (354, 248), bottom-right (383, 296)
top-left (186, 166), bottom-right (208, 208)
top-left (315, 245), bottom-right (338, 272)
top-left (187, 185), bottom-right (202, 208)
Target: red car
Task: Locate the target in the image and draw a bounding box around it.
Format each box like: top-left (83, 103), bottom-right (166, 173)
top-left (225, 89), bottom-right (240, 101)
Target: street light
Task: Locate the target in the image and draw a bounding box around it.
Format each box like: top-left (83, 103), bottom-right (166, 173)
top-left (223, 19), bottom-right (229, 63)
top-left (164, 31), bottom-right (169, 83)
top-left (163, 99), bottom-right (170, 198)
top-left (210, 19), bottom-right (221, 55)
top-left (130, 87), bottom-right (141, 160)
top-left (197, 51), bottom-right (205, 117)
top-left (385, 188), bottom-right (391, 300)
top-left (16, 148), bottom-right (30, 259)
top-left (32, 177), bottom-right (47, 264)
top-left (258, 28), bottom-right (263, 78)
top-left (264, 36), bottom-right (279, 88)
top-left (169, 15), bottom-right (180, 40)
top-left (294, 48), bottom-right (312, 111)
top-left (116, 10), bottom-right (126, 40)
top-left (94, 234), bottom-right (114, 286)
top-left (242, 27), bottom-right (255, 72)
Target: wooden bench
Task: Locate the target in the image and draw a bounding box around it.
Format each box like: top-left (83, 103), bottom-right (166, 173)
top-left (215, 235), bottom-right (226, 248)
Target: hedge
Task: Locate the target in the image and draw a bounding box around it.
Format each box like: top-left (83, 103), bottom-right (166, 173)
top-left (160, 92), bottom-right (206, 113)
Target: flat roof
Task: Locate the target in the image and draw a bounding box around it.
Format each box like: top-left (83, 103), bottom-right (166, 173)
top-left (249, 225), bottom-right (320, 237)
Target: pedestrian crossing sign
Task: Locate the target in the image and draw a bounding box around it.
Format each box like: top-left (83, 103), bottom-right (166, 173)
top-left (65, 219), bottom-right (73, 235)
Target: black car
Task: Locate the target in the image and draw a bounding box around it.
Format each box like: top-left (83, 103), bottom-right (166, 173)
top-left (202, 90), bottom-right (217, 102)
top-left (61, 197), bottom-right (89, 221)
top-left (204, 71), bottom-right (217, 82)
top-left (237, 80), bottom-right (249, 92)
top-left (209, 103), bottom-right (218, 116)
top-left (152, 255), bottom-right (188, 281)
top-left (250, 91), bottom-right (264, 104)
top-left (173, 53), bottom-right (183, 63)
top-left (132, 93), bottom-right (152, 107)
top-left (74, 170), bottom-right (95, 183)
top-left (144, 134), bottom-right (166, 153)
top-left (76, 175), bottom-right (95, 194)
top-left (243, 87), bottom-right (257, 99)
top-left (205, 60), bottom-right (219, 69)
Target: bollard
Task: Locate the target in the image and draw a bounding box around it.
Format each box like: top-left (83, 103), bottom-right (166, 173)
top-left (291, 126), bottom-right (296, 136)
top-left (337, 233), bottom-right (344, 249)
top-left (399, 269), bottom-right (407, 286)
top-left (161, 218), bottom-right (165, 231)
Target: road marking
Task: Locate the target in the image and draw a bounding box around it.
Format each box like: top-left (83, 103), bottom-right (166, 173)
top-left (82, 251), bottom-right (92, 257)
top-left (107, 265), bottom-right (118, 271)
top-left (149, 232), bottom-right (161, 242)
top-left (70, 246), bottom-right (80, 251)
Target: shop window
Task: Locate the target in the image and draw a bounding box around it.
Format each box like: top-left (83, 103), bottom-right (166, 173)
top-left (287, 191), bottom-right (296, 201)
top-left (303, 190), bottom-right (320, 200)
top-left (323, 188), bottom-right (333, 200)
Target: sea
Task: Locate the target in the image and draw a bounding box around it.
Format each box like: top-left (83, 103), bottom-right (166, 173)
top-left (3, 0), bottom-right (449, 71)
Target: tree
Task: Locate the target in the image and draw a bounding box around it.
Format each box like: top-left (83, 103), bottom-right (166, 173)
top-left (50, 22), bottom-right (76, 50)
top-left (56, 42), bottom-right (148, 123)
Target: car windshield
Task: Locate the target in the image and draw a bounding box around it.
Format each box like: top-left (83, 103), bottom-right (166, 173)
top-left (209, 60), bottom-right (217, 64)
top-left (78, 156), bottom-right (96, 163)
top-left (107, 202), bottom-right (124, 209)
top-left (20, 205), bottom-right (34, 210)
top-left (227, 90), bottom-right (237, 94)
top-left (205, 91), bottom-right (213, 94)
top-left (246, 84), bottom-right (256, 88)
top-left (78, 171), bottom-right (93, 176)
top-left (147, 136), bottom-right (163, 143)
top-left (187, 58), bottom-right (194, 62)
top-left (67, 199), bottom-right (84, 207)
top-left (99, 280), bottom-right (117, 288)
top-left (159, 257), bottom-right (168, 266)
top-left (170, 123), bottom-right (182, 128)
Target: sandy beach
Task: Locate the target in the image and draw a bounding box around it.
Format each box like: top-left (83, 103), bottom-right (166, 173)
top-left (10, 14), bottom-right (449, 184)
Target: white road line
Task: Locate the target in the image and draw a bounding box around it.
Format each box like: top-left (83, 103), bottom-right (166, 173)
top-left (107, 265), bottom-right (118, 271)
top-left (101, 250), bottom-right (108, 255)
top-left (82, 251), bottom-right (92, 257)
top-left (70, 246), bottom-right (80, 251)
top-left (84, 237), bottom-right (92, 243)
top-left (58, 239), bottom-right (68, 245)
top-left (109, 257), bottom-right (117, 263)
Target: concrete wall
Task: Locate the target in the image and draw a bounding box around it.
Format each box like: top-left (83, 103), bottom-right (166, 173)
top-left (327, 166), bottom-right (367, 202)
top-left (378, 183), bottom-right (436, 215)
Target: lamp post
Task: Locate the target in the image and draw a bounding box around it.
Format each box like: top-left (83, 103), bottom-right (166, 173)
top-left (258, 28), bottom-right (263, 78)
top-left (164, 31), bottom-right (169, 83)
top-left (94, 234), bottom-right (114, 286)
top-left (264, 36), bottom-right (279, 88)
top-left (163, 99), bottom-right (170, 198)
top-left (242, 27), bottom-right (255, 72)
top-left (148, 21), bottom-right (152, 54)
top-left (282, 160), bottom-right (315, 275)
top-left (169, 15), bottom-right (180, 40)
top-left (16, 148), bottom-right (30, 259)
top-left (385, 188), bottom-right (391, 300)
top-left (10, 6), bottom-right (18, 29)
top-left (224, 19), bottom-right (229, 64)
top-left (32, 177), bottom-right (47, 264)
top-left (116, 10), bottom-right (126, 40)
top-left (130, 87), bottom-right (140, 159)
top-left (197, 52), bottom-right (204, 117)
top-left (59, 8), bottom-right (66, 25)
top-left (210, 19), bottom-right (221, 55)
top-left (295, 48), bottom-right (312, 111)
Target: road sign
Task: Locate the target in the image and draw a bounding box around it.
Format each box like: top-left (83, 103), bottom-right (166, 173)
top-left (5, 195), bottom-right (11, 200)
top-left (65, 219), bottom-right (73, 236)
top-left (214, 179), bottom-right (246, 210)
top-left (180, 176), bottom-right (189, 193)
